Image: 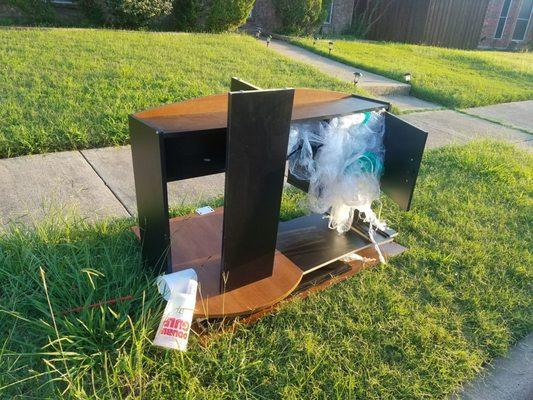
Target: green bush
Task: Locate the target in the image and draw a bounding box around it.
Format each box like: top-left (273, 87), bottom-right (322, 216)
top-left (205, 0), bottom-right (254, 32)
top-left (173, 0), bottom-right (199, 30)
top-left (273, 0), bottom-right (330, 35)
top-left (173, 0), bottom-right (254, 32)
top-left (79, 0), bottom-right (173, 27)
top-left (6, 0), bottom-right (57, 23)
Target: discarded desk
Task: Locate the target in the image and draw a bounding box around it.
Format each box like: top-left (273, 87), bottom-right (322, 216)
top-left (130, 78), bottom-right (427, 320)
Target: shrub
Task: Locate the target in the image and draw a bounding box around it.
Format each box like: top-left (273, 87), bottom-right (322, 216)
top-left (205, 0), bottom-right (254, 32)
top-left (173, 0), bottom-right (199, 30)
top-left (6, 0), bottom-right (57, 23)
top-left (79, 0), bottom-right (173, 27)
top-left (272, 0), bottom-right (330, 35)
top-left (173, 0), bottom-right (254, 32)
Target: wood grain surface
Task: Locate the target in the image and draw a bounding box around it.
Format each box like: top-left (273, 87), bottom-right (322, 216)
top-left (133, 89), bottom-right (385, 134)
top-left (134, 209), bottom-right (303, 318)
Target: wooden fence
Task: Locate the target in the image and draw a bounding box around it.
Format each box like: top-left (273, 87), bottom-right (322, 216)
top-left (354, 0), bottom-right (491, 49)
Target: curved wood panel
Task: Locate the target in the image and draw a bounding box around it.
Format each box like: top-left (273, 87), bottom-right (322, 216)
top-left (133, 209), bottom-right (303, 318)
top-left (193, 251), bottom-right (302, 319)
top-left (132, 89), bottom-right (385, 134)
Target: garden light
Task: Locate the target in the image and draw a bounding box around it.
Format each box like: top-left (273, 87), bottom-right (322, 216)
top-left (255, 27), bottom-right (261, 39)
top-left (353, 71), bottom-right (363, 86)
top-left (404, 72), bottom-right (412, 82)
top-left (266, 35), bottom-right (272, 47)
top-left (328, 41), bottom-right (334, 54)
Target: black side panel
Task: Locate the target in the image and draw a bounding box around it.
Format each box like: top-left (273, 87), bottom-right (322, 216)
top-left (230, 77), bottom-right (261, 91)
top-left (381, 112), bottom-right (428, 211)
top-left (129, 116), bottom-right (171, 273)
top-left (221, 89), bottom-right (295, 290)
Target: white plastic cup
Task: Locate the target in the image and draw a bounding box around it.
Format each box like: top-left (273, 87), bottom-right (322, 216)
top-left (153, 269), bottom-right (197, 351)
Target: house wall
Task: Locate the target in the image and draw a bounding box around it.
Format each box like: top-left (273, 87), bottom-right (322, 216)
top-left (322, 0), bottom-right (355, 34)
top-left (479, 0), bottom-right (533, 49)
top-left (249, 0), bottom-right (353, 34)
top-left (248, 0), bottom-right (282, 32)
top-left (359, 0), bottom-right (490, 49)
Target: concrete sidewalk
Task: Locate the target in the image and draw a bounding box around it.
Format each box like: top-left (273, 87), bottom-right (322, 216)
top-left (463, 100), bottom-right (533, 134)
top-left (451, 333), bottom-right (533, 400)
top-left (402, 109), bottom-right (533, 149)
top-left (1, 103), bottom-right (531, 227)
top-left (0, 151), bottom-right (130, 226)
top-left (81, 146), bottom-right (225, 216)
top-left (0, 147), bottom-right (225, 227)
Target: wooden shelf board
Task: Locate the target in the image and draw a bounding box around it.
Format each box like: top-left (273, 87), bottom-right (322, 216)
top-left (134, 208), bottom-right (303, 319)
top-left (196, 241), bottom-right (408, 333)
top-left (133, 208), bottom-right (394, 319)
top-left (132, 89), bottom-right (386, 134)
top-left (277, 213), bottom-right (393, 274)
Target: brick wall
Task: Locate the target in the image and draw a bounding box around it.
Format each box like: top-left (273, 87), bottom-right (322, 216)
top-left (322, 0), bottom-right (355, 34)
top-left (479, 0), bottom-right (532, 49)
top-left (248, 0), bottom-right (282, 31)
top-left (0, 4), bottom-right (23, 19)
top-left (249, 0), bottom-right (354, 34)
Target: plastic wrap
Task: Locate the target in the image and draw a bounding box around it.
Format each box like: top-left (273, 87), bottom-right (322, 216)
top-left (287, 110), bottom-right (387, 262)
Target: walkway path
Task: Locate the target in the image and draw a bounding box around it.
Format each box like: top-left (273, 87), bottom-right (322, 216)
top-left (268, 39), bottom-right (440, 113)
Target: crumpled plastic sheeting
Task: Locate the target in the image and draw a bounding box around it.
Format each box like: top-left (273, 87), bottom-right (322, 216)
top-left (287, 110), bottom-right (388, 262)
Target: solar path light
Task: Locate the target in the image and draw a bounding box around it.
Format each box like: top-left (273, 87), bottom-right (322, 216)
top-left (353, 71), bottom-right (363, 86)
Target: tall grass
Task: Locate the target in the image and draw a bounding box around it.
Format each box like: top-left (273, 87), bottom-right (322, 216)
top-left (0, 141), bottom-right (531, 398)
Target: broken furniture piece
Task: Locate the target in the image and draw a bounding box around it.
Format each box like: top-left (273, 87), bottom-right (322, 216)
top-left (130, 78), bottom-right (427, 320)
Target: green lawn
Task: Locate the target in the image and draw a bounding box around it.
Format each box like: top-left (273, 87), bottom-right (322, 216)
top-left (0, 28), bottom-right (355, 159)
top-left (1, 140), bottom-right (531, 398)
top-left (291, 37), bottom-right (533, 109)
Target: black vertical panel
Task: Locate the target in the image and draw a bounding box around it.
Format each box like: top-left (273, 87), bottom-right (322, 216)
top-left (129, 116), bottom-right (171, 273)
top-left (381, 112), bottom-right (428, 211)
top-left (221, 89), bottom-right (295, 290)
top-left (230, 77), bottom-right (261, 91)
